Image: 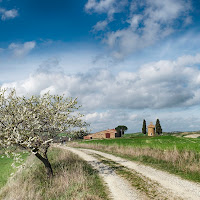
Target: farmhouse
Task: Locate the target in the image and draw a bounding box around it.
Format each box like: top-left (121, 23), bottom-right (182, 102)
top-left (84, 129), bottom-right (117, 139)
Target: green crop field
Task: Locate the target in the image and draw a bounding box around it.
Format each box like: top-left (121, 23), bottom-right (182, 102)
top-left (0, 152), bottom-right (29, 189)
top-left (81, 135), bottom-right (200, 152)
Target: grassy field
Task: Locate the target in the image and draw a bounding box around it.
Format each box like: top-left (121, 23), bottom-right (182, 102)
top-left (81, 135), bottom-right (200, 152)
top-left (0, 147), bottom-right (109, 200)
top-left (0, 152), bottom-right (29, 189)
top-left (123, 132), bottom-right (145, 137)
top-left (69, 134), bottom-right (200, 182)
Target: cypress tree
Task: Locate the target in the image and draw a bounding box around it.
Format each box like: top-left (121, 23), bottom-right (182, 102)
top-left (142, 119), bottom-right (146, 134)
top-left (156, 119), bottom-right (162, 135)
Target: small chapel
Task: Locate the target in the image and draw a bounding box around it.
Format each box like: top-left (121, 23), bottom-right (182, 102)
top-left (147, 122), bottom-right (155, 136)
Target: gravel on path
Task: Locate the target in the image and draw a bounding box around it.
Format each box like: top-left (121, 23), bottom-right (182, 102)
top-left (83, 148), bottom-right (200, 200)
top-left (56, 145), bottom-right (143, 200)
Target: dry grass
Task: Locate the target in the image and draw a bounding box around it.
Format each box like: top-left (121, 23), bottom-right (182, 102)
top-left (68, 142), bottom-right (200, 182)
top-left (0, 147), bottom-right (109, 200)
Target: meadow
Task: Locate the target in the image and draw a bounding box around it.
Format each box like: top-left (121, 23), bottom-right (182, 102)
top-left (80, 135), bottom-right (200, 152)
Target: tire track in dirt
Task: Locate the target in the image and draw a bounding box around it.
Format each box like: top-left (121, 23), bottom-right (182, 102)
top-left (56, 145), bottom-right (144, 200)
top-left (82, 148), bottom-right (200, 200)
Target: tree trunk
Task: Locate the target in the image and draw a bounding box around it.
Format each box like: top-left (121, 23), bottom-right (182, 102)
top-left (34, 151), bottom-right (53, 178)
top-left (43, 158), bottom-right (53, 178)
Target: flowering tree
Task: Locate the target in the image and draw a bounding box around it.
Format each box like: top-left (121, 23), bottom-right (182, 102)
top-left (0, 88), bottom-right (88, 178)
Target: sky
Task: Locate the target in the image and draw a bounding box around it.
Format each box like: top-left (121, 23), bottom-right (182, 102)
top-left (1, 0), bottom-right (200, 133)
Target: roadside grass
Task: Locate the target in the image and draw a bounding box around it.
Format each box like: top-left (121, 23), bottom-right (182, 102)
top-left (0, 152), bottom-right (29, 189)
top-left (68, 136), bottom-right (200, 183)
top-left (133, 155), bottom-right (200, 182)
top-left (0, 147), bottom-right (109, 200)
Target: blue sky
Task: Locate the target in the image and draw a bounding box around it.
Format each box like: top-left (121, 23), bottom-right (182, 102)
top-left (1, 0), bottom-right (200, 133)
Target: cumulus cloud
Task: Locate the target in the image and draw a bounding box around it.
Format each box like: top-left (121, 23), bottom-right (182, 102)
top-left (85, 0), bottom-right (128, 23)
top-left (2, 53), bottom-right (200, 132)
top-left (8, 41), bottom-right (36, 57)
top-left (85, 0), bottom-right (192, 58)
top-left (36, 57), bottom-right (63, 74)
top-left (85, 0), bottom-right (114, 13)
top-left (85, 0), bottom-right (126, 15)
top-left (93, 20), bottom-right (108, 31)
top-left (1, 53), bottom-right (200, 111)
top-left (83, 110), bottom-right (139, 132)
top-left (0, 8), bottom-right (18, 20)
top-left (84, 111), bottom-right (111, 122)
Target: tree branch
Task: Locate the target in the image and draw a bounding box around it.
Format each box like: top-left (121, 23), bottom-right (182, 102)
top-left (0, 120), bottom-right (6, 128)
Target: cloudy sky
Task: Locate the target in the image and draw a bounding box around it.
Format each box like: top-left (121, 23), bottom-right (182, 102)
top-left (1, 0), bottom-right (200, 133)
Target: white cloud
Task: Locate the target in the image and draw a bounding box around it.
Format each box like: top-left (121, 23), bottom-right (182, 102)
top-left (2, 53), bottom-right (200, 132)
top-left (0, 8), bottom-right (18, 21)
top-left (1, 53), bottom-right (200, 110)
top-left (85, 0), bottom-right (127, 21)
top-left (83, 110), bottom-right (138, 132)
top-left (8, 41), bottom-right (36, 57)
top-left (84, 112), bottom-right (111, 122)
top-left (36, 57), bottom-right (63, 74)
top-left (93, 20), bottom-right (108, 31)
top-left (85, 0), bottom-right (192, 58)
top-left (85, 0), bottom-right (116, 14)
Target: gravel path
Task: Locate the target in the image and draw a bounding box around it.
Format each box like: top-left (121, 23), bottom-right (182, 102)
top-left (57, 146), bottom-right (143, 200)
top-left (83, 148), bottom-right (200, 200)
top-left (184, 134), bottom-right (200, 138)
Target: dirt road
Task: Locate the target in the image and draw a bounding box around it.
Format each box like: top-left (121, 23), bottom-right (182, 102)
top-left (57, 145), bottom-right (143, 200)
top-left (57, 145), bottom-right (200, 200)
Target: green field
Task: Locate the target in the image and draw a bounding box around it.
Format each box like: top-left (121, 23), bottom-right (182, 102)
top-left (0, 152), bottom-right (29, 189)
top-left (81, 135), bottom-right (200, 152)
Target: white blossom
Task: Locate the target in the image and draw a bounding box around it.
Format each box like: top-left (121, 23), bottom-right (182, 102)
top-left (0, 87), bottom-right (89, 169)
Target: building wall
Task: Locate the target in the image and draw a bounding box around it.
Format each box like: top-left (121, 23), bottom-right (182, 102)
top-left (147, 122), bottom-right (155, 136)
top-left (84, 129), bottom-right (116, 139)
top-left (148, 127), bottom-right (155, 136)
top-left (83, 136), bottom-right (93, 139)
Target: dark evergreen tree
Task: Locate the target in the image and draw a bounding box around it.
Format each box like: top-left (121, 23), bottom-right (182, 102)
top-left (142, 119), bottom-right (146, 134)
top-left (156, 119), bottom-right (162, 135)
top-left (115, 125), bottom-right (128, 137)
